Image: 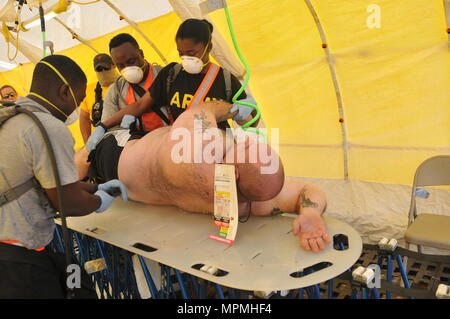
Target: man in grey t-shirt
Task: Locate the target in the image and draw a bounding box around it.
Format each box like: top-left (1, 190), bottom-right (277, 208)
top-left (100, 33), bottom-right (162, 127)
top-left (0, 55), bottom-right (127, 299)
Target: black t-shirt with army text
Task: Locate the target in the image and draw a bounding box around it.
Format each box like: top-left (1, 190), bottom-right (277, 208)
top-left (149, 62), bottom-right (246, 130)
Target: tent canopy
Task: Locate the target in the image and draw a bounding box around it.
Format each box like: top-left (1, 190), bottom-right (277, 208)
top-left (0, 0), bottom-right (449, 186)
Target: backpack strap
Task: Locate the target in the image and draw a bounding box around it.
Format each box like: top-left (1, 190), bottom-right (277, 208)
top-left (166, 63), bottom-right (183, 100)
top-left (94, 81), bottom-right (103, 103)
top-left (91, 82), bottom-right (104, 126)
top-left (0, 178), bottom-right (39, 207)
top-left (223, 68), bottom-right (232, 102)
top-left (130, 83), bottom-right (147, 98)
top-left (0, 106), bottom-right (19, 128)
top-left (130, 83), bottom-right (170, 125)
top-left (152, 64), bottom-right (163, 79)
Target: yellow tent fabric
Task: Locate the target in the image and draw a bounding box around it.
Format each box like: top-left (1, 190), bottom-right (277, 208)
top-left (0, 12), bottom-right (183, 150)
top-left (1, 0), bottom-right (449, 186)
top-left (210, 0), bottom-right (450, 185)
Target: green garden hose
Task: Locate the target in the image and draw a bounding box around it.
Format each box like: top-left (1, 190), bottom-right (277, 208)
top-left (224, 6), bottom-right (267, 143)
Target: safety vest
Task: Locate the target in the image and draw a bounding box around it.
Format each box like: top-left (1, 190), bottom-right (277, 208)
top-left (125, 64), bottom-right (171, 132)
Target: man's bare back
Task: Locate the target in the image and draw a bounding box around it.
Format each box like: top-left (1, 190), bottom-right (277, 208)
top-left (118, 126), bottom-right (219, 213)
top-left (118, 105), bottom-right (249, 215)
top-left (76, 101), bottom-right (331, 252)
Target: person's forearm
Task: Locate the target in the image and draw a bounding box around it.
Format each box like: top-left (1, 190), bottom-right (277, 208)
top-left (296, 184), bottom-right (327, 216)
top-left (80, 111), bottom-right (92, 143)
top-left (103, 92), bottom-right (152, 129)
top-left (102, 107), bottom-right (129, 129)
top-left (65, 191), bottom-right (102, 217)
top-left (47, 182), bottom-right (102, 217)
top-left (236, 110), bottom-right (260, 127)
top-left (196, 100), bottom-right (237, 122)
top-left (79, 181), bottom-right (97, 194)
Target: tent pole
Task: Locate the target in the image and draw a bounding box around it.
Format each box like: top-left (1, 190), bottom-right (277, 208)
top-left (102, 0), bottom-right (168, 65)
top-left (444, 0), bottom-right (450, 47)
top-left (304, 0), bottom-right (349, 180)
top-left (53, 17), bottom-right (99, 54)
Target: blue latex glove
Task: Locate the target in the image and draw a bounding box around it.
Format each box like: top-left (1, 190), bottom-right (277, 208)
top-left (94, 190), bottom-right (114, 213)
top-left (120, 114), bottom-right (137, 129)
top-left (97, 179), bottom-right (128, 202)
top-left (86, 125), bottom-right (106, 152)
top-left (230, 95), bottom-right (257, 122)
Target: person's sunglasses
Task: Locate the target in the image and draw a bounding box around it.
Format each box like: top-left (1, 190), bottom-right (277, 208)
top-left (95, 66), bottom-right (111, 72)
top-left (2, 93), bottom-right (16, 99)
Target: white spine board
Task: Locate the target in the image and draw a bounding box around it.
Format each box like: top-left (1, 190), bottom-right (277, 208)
top-left (62, 199), bottom-right (362, 291)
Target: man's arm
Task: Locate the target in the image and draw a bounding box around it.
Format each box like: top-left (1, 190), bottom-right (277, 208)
top-left (192, 100), bottom-right (238, 123)
top-left (295, 183), bottom-right (327, 216)
top-left (45, 181), bottom-right (101, 217)
top-left (100, 83), bottom-right (121, 126)
top-left (235, 111), bottom-right (260, 127)
top-left (102, 91), bottom-right (154, 129)
top-left (168, 100), bottom-right (237, 135)
top-left (250, 180), bottom-right (331, 252)
top-left (79, 109), bottom-right (92, 144)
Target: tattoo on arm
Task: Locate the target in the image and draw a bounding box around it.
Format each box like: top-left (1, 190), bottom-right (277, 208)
top-left (194, 110), bottom-right (212, 132)
top-left (299, 189), bottom-right (319, 209)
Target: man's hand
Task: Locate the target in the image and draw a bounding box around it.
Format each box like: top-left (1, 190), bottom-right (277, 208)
top-left (94, 179), bottom-right (128, 213)
top-left (97, 179), bottom-right (128, 201)
top-left (94, 190), bottom-right (115, 213)
top-left (292, 210), bottom-right (331, 252)
top-left (230, 94), bottom-right (257, 122)
top-left (86, 125), bottom-right (106, 152)
top-left (120, 114), bottom-right (138, 129)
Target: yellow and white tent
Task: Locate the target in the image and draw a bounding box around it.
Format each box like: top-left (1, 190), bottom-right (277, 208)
top-left (1, 0), bottom-right (449, 246)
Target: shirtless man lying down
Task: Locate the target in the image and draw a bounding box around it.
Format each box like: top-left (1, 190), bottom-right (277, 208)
top-left (76, 101), bottom-right (331, 252)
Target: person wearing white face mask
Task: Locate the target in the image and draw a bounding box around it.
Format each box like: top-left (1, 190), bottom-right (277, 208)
top-left (94, 33), bottom-right (165, 135)
top-left (0, 55), bottom-right (127, 298)
top-left (86, 19), bottom-right (258, 152)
